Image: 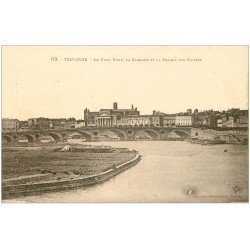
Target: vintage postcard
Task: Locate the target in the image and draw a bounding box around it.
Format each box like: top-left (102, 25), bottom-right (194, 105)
top-left (1, 45), bottom-right (248, 203)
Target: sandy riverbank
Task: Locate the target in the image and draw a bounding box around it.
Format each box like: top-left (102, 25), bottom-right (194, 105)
top-left (2, 144), bottom-right (140, 199)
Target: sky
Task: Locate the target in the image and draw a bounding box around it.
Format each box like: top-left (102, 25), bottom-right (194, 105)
top-left (2, 46), bottom-right (248, 120)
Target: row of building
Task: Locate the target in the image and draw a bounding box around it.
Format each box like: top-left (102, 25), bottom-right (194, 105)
top-left (2, 117), bottom-right (85, 132)
top-left (192, 108), bottom-right (248, 128)
top-left (202, 114), bottom-right (248, 128)
top-left (84, 102), bottom-right (195, 127)
top-left (84, 103), bottom-right (248, 128)
top-left (2, 103), bottom-right (248, 132)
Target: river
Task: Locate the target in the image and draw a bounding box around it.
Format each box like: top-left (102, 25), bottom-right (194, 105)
top-left (9, 141), bottom-right (248, 203)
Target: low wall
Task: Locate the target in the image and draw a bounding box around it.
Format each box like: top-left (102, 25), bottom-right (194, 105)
top-left (2, 154), bottom-right (141, 200)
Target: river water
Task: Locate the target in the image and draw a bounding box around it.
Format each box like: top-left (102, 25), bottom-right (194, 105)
top-left (10, 141), bottom-right (248, 203)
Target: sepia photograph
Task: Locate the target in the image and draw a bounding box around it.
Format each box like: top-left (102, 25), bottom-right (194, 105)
top-left (1, 1), bottom-right (250, 250)
top-left (1, 45), bottom-right (248, 203)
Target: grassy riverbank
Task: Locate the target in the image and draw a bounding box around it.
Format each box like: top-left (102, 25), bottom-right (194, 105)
top-left (2, 145), bottom-right (137, 186)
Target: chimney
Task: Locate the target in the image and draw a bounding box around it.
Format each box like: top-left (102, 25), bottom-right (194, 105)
top-left (113, 102), bottom-right (118, 109)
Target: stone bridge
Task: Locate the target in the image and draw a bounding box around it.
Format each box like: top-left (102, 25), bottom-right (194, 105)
top-left (2, 126), bottom-right (191, 143)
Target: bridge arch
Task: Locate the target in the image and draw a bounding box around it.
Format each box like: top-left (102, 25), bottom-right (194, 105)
top-left (173, 130), bottom-right (190, 139)
top-left (127, 129), bottom-right (135, 137)
top-left (67, 132), bottom-right (86, 139)
top-left (13, 135), bottom-right (19, 141)
top-left (47, 132), bottom-right (61, 142)
top-left (23, 134), bottom-right (35, 142)
top-left (99, 130), bottom-right (119, 140)
top-left (34, 133), bottom-right (41, 140)
top-left (143, 129), bottom-right (161, 140)
top-left (92, 130), bottom-right (99, 136)
top-left (109, 128), bottom-right (128, 140)
top-left (134, 130), bottom-right (152, 140)
top-left (77, 130), bottom-right (93, 141)
top-left (61, 132), bottom-right (67, 137)
top-left (3, 135), bottom-right (12, 142)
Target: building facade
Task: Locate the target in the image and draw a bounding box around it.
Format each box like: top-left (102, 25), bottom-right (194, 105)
top-left (217, 119), bottom-right (223, 127)
top-left (175, 115), bottom-right (192, 126)
top-left (49, 119), bottom-right (67, 130)
top-left (149, 115), bottom-right (163, 127)
top-left (226, 116), bottom-right (235, 127)
top-left (118, 115), bottom-right (150, 127)
top-left (163, 115), bottom-right (176, 126)
top-left (75, 120), bottom-right (85, 128)
top-left (19, 120), bottom-right (29, 132)
top-left (64, 118), bottom-right (76, 129)
top-left (202, 115), bottom-right (218, 127)
top-left (84, 102), bottom-right (140, 127)
top-left (237, 113), bottom-right (248, 127)
top-left (84, 103), bottom-right (195, 127)
top-left (28, 118), bottom-right (50, 130)
top-left (2, 118), bottom-right (20, 132)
